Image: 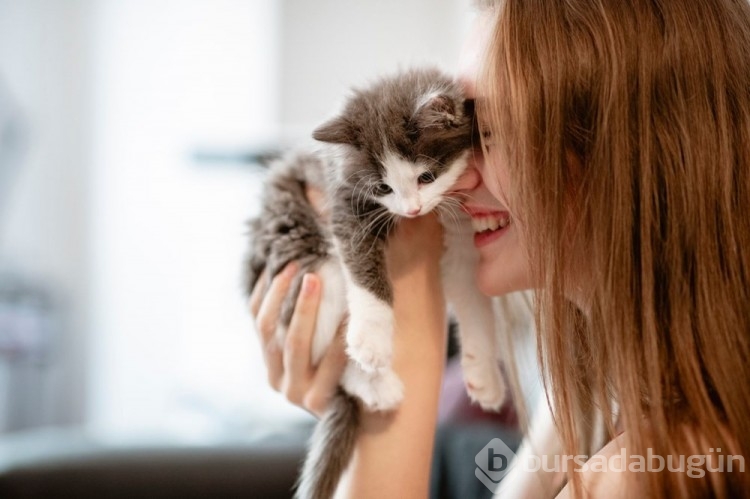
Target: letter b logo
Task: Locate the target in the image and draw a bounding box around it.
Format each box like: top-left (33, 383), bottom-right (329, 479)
top-left (475, 438), bottom-right (516, 492)
top-left (488, 447), bottom-right (508, 472)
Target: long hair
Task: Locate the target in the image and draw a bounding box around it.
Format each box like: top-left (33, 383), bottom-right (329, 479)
top-left (478, 0), bottom-right (750, 496)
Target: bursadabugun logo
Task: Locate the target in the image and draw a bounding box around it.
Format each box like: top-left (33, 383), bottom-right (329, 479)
top-left (474, 436), bottom-right (745, 493)
top-left (475, 437), bottom-right (517, 493)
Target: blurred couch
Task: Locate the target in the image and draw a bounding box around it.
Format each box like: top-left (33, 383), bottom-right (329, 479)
top-left (0, 422), bottom-right (521, 499)
top-left (0, 428), bottom-right (306, 499)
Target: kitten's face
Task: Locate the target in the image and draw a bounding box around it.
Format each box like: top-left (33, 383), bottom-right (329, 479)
top-left (314, 68), bottom-right (476, 218)
top-left (373, 149), bottom-right (469, 218)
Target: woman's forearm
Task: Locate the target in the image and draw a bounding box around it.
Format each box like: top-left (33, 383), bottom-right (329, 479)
top-left (336, 266), bottom-right (447, 498)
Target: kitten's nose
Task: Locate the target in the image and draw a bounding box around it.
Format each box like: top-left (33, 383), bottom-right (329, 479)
top-left (407, 207), bottom-right (421, 216)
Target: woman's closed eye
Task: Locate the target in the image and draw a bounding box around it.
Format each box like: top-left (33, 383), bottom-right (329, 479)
top-left (481, 128), bottom-right (495, 152)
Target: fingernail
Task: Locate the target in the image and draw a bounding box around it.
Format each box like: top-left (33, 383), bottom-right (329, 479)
top-left (302, 273), bottom-right (318, 295)
top-left (283, 262), bottom-right (298, 277)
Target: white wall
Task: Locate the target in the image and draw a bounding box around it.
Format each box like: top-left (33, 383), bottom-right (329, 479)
top-left (86, 0), bottom-right (283, 436)
top-left (279, 0), bottom-right (474, 132)
top-left (0, 0), bottom-right (93, 428)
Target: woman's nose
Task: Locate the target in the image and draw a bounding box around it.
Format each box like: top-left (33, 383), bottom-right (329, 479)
top-left (452, 163), bottom-right (482, 192)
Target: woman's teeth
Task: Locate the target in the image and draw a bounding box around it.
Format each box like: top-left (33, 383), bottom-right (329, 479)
top-left (472, 213), bottom-right (510, 233)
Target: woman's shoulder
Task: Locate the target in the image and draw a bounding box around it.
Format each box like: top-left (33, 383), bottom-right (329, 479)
top-left (556, 426), bottom-right (743, 498)
top-left (555, 433), bottom-right (633, 499)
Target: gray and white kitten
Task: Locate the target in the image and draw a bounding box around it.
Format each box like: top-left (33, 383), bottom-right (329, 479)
top-left (245, 67), bottom-right (505, 499)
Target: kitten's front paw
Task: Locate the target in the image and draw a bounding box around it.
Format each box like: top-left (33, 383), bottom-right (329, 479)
top-left (346, 314), bottom-right (394, 372)
top-left (342, 364), bottom-right (404, 412)
top-left (461, 357), bottom-right (506, 412)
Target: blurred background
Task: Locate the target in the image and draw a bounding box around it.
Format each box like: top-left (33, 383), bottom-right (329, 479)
top-left (0, 1), bottom-right (516, 497)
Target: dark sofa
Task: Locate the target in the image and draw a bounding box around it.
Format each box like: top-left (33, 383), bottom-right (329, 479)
top-left (0, 428), bottom-right (306, 499)
top-left (0, 421), bottom-right (521, 499)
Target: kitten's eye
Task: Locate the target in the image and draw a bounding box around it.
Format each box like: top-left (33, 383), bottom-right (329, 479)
top-left (377, 183), bottom-right (393, 195)
top-left (418, 172), bottom-right (435, 184)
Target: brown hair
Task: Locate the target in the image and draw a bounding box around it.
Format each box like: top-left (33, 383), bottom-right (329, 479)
top-left (479, 0), bottom-right (750, 496)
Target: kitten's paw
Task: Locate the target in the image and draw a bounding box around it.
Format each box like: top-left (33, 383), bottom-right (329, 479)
top-left (343, 365), bottom-right (404, 412)
top-left (358, 370), bottom-right (405, 412)
top-left (461, 357), bottom-right (506, 412)
top-left (346, 314), bottom-right (394, 372)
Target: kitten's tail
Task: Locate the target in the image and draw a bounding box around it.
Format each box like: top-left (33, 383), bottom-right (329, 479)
top-left (294, 388), bottom-right (360, 499)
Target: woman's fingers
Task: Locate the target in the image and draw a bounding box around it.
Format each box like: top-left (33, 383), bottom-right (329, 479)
top-left (255, 262), bottom-right (297, 344)
top-left (282, 273), bottom-right (321, 404)
top-left (249, 261), bottom-right (349, 416)
top-left (304, 323), bottom-right (349, 417)
top-left (249, 269), bottom-right (268, 317)
top-left (254, 262), bottom-right (297, 391)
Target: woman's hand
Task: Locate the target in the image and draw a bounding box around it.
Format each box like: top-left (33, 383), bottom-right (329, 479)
top-left (248, 211), bottom-right (444, 419)
top-left (249, 265), bottom-right (348, 418)
top-left (386, 211), bottom-right (445, 283)
top-left (338, 213), bottom-right (448, 498)
top-left (248, 183), bottom-right (346, 418)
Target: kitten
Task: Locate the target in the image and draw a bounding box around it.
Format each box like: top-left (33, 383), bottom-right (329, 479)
top-left (244, 150), bottom-right (347, 369)
top-left (244, 67), bottom-right (506, 499)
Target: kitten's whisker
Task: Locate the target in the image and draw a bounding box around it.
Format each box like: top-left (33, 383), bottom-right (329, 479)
top-left (439, 197), bottom-right (468, 230)
top-left (352, 207), bottom-right (390, 247)
top-left (440, 196), bottom-right (465, 212)
top-left (383, 216), bottom-right (397, 247)
top-left (356, 185), bottom-right (388, 244)
top-left (450, 191), bottom-right (483, 204)
top-left (436, 203), bottom-right (461, 231)
top-left (439, 195), bottom-right (463, 208)
top-left (360, 213), bottom-right (392, 255)
top-left (362, 182), bottom-right (379, 207)
top-left (368, 212), bottom-right (395, 256)
top-left (360, 175), bottom-right (379, 204)
top-left (331, 171), bottom-right (358, 195)
top-left (353, 184), bottom-right (376, 218)
top-left (350, 174), bottom-right (379, 213)
top-left (336, 170), bottom-right (375, 191)
top-left (416, 154), bottom-right (448, 169)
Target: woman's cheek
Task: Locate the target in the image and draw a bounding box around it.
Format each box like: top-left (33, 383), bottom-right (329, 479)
top-left (475, 261), bottom-right (502, 296)
top-left (475, 254), bottom-right (514, 296)
top-left (474, 232), bottom-right (533, 296)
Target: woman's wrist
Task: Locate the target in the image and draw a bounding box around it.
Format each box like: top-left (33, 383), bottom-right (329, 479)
top-left (337, 264), bottom-right (447, 498)
top-left (341, 322), bottom-right (446, 498)
top-left (391, 251), bottom-right (444, 317)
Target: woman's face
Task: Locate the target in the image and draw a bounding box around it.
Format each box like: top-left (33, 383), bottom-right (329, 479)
top-left (452, 9), bottom-right (532, 296)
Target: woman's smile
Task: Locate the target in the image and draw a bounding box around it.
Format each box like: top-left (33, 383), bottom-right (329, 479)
top-left (462, 206), bottom-right (512, 248)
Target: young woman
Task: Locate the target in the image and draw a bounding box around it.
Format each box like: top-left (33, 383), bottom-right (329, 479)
top-left (251, 0), bottom-right (750, 497)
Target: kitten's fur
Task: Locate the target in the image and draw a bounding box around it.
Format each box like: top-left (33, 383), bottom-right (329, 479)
top-left (245, 67), bottom-right (505, 499)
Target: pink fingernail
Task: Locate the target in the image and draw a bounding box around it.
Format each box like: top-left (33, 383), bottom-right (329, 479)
top-left (302, 274), bottom-right (318, 295)
top-left (283, 262), bottom-right (298, 276)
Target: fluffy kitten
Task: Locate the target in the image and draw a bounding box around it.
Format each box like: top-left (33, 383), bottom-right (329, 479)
top-left (244, 67), bottom-right (505, 499)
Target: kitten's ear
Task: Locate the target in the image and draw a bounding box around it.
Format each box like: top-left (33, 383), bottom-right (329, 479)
top-left (313, 116), bottom-right (355, 145)
top-left (414, 93), bottom-right (458, 128)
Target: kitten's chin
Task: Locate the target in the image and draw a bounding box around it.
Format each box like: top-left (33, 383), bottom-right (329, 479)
top-left (396, 202), bottom-right (441, 219)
